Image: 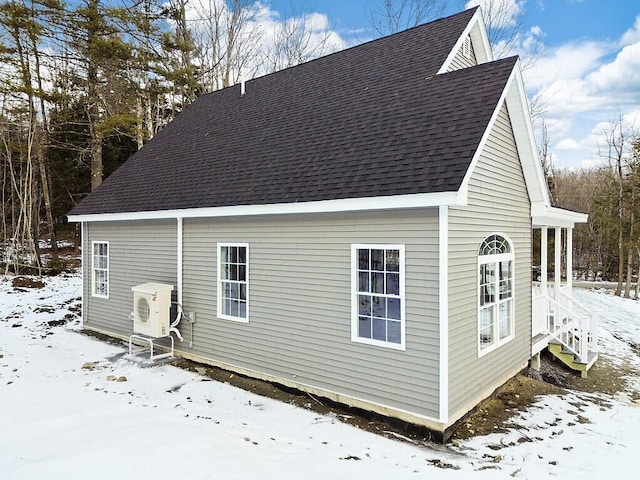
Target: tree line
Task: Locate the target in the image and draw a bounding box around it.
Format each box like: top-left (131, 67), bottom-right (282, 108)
top-left (551, 117), bottom-right (640, 297)
top-left (0, 0), bottom-right (341, 273)
top-left (1, 0), bottom-right (519, 273)
top-left (2, 0), bottom-right (638, 297)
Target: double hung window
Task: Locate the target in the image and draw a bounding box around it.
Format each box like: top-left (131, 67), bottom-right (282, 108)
top-left (352, 245), bottom-right (405, 350)
top-left (218, 243), bottom-right (249, 322)
top-left (91, 241), bottom-right (109, 298)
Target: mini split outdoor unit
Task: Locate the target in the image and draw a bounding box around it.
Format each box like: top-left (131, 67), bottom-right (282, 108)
top-left (131, 283), bottom-right (174, 338)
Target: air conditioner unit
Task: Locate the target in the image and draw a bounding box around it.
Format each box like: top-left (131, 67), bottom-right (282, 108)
top-left (131, 283), bottom-right (174, 338)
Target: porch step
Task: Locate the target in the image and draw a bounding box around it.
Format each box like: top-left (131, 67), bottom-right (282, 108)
top-left (548, 342), bottom-right (598, 378)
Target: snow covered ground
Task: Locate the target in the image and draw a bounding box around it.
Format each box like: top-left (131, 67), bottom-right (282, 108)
top-left (1, 274), bottom-right (638, 479)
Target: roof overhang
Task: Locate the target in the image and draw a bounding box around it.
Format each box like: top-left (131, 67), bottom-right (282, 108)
top-left (457, 58), bottom-right (553, 209)
top-left (437, 7), bottom-right (493, 73)
top-left (531, 203), bottom-right (588, 228)
top-left (67, 190), bottom-right (466, 223)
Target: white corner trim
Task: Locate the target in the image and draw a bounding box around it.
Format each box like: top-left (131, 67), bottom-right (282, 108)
top-left (437, 8), bottom-right (493, 74)
top-left (438, 206), bottom-right (449, 423)
top-left (67, 191), bottom-right (462, 223)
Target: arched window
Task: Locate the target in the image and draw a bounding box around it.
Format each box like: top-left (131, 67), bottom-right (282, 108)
top-left (478, 234), bottom-right (514, 354)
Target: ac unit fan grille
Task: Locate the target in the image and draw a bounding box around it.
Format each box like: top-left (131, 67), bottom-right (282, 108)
top-left (137, 296), bottom-right (150, 323)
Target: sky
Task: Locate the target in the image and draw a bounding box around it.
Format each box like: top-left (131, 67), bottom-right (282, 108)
top-left (1, 273), bottom-right (639, 478)
top-left (261, 0), bottom-right (640, 170)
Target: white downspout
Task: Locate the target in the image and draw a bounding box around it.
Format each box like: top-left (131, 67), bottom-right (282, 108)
top-left (81, 222), bottom-right (86, 326)
top-left (170, 216), bottom-right (185, 343)
top-left (177, 217), bottom-right (183, 309)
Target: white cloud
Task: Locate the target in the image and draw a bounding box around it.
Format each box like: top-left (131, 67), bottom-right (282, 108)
top-left (523, 14), bottom-right (640, 170)
top-left (589, 42), bottom-right (640, 97)
top-left (556, 138), bottom-right (581, 150)
top-left (465, 0), bottom-right (524, 29)
top-left (620, 15), bottom-right (640, 46)
top-left (525, 41), bottom-right (609, 91)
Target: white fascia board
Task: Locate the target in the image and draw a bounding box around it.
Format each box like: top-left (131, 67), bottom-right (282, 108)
top-left (437, 8), bottom-right (493, 74)
top-left (505, 62), bottom-right (551, 207)
top-left (531, 202), bottom-right (588, 228)
top-left (67, 190), bottom-right (464, 223)
top-left (456, 64), bottom-right (514, 202)
top-left (457, 60), bottom-right (552, 208)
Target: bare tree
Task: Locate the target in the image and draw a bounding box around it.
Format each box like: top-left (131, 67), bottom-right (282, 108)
top-left (599, 113), bottom-right (637, 296)
top-left (190, 0), bottom-right (263, 91)
top-left (0, 0), bottom-right (65, 272)
top-left (537, 119), bottom-right (555, 200)
top-left (366, 0), bottom-right (449, 36)
top-left (264, 9), bottom-right (336, 73)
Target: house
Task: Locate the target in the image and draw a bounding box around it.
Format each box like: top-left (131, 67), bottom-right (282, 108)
top-left (68, 7), bottom-right (596, 440)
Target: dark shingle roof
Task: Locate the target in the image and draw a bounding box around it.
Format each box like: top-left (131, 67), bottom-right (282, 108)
top-left (69, 8), bottom-right (517, 217)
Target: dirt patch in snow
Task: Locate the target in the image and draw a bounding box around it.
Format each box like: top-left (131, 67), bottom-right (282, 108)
top-left (449, 369), bottom-right (562, 442)
top-left (11, 277), bottom-right (45, 289)
top-left (450, 351), bottom-right (638, 441)
top-left (82, 329), bottom-right (637, 445)
top-left (172, 357), bottom-right (444, 444)
top-left (563, 355), bottom-right (632, 395)
top-left (174, 350), bottom-right (637, 444)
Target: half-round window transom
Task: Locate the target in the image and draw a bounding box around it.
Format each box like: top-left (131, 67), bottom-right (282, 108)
top-left (479, 234), bottom-right (511, 256)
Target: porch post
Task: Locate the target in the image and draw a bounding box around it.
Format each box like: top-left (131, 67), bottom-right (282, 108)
top-left (567, 228), bottom-right (573, 293)
top-left (555, 227), bottom-right (561, 301)
top-left (541, 227), bottom-right (547, 292)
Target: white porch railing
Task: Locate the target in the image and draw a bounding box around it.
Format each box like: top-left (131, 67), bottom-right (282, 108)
top-left (532, 283), bottom-right (598, 363)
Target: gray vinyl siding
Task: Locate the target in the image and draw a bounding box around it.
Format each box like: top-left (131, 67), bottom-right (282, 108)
top-left (447, 36), bottom-right (477, 71)
top-left (180, 209), bottom-right (441, 418)
top-left (447, 104), bottom-right (532, 418)
top-left (82, 220), bottom-right (177, 336)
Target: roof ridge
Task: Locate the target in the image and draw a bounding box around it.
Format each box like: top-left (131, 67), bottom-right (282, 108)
top-left (199, 7), bottom-right (480, 98)
top-left (68, 7), bottom-right (519, 218)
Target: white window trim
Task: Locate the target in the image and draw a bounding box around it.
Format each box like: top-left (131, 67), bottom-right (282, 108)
top-left (477, 234), bottom-right (515, 357)
top-left (91, 240), bottom-right (109, 299)
top-left (351, 244), bottom-right (406, 351)
top-left (217, 242), bottom-right (249, 323)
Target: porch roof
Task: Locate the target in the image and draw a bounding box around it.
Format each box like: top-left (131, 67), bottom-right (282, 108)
top-left (531, 202), bottom-right (588, 228)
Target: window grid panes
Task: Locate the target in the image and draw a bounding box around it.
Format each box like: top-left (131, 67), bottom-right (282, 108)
top-left (478, 235), bottom-right (514, 353)
top-left (356, 247), bottom-right (402, 345)
top-left (480, 235), bottom-right (511, 256)
top-left (92, 242), bottom-right (108, 297)
top-left (219, 245), bottom-right (248, 320)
